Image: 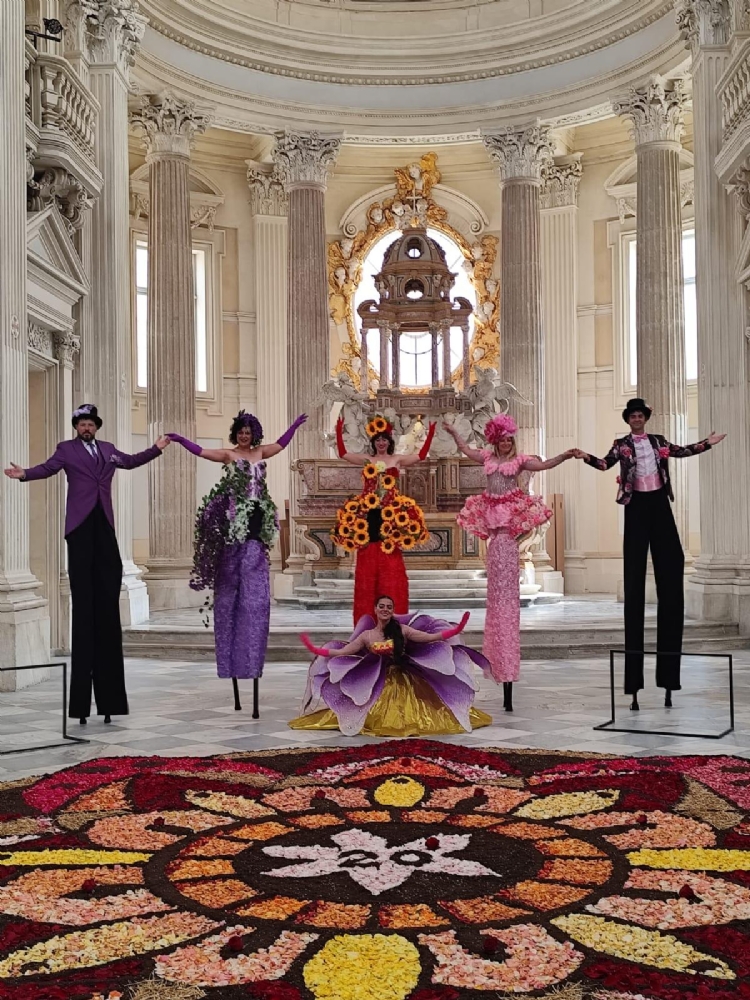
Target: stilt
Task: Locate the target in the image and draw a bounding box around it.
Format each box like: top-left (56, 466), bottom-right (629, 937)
top-left (232, 677), bottom-right (242, 711)
top-left (664, 690), bottom-right (673, 708)
top-left (252, 678), bottom-right (259, 719)
top-left (503, 682), bottom-right (513, 713)
top-left (630, 696), bottom-right (640, 712)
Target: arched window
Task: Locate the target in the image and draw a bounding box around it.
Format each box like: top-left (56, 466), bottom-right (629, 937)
top-left (354, 229), bottom-right (477, 388)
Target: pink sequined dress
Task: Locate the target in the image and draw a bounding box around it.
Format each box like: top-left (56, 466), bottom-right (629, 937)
top-left (457, 453), bottom-right (552, 683)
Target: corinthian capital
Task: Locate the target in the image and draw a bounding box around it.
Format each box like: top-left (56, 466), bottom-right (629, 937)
top-left (482, 124), bottom-right (553, 183)
top-left (540, 155), bottom-right (583, 209)
top-left (67, 0), bottom-right (147, 74)
top-left (273, 131), bottom-right (342, 191)
top-left (247, 164), bottom-right (288, 216)
top-left (612, 76), bottom-right (687, 148)
top-left (53, 331), bottom-right (81, 368)
top-left (130, 92), bottom-right (214, 158)
top-left (675, 0), bottom-right (731, 53)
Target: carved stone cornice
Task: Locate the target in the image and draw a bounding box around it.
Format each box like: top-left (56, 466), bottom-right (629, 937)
top-left (612, 76), bottom-right (687, 148)
top-left (675, 0), bottom-right (731, 53)
top-left (27, 167), bottom-right (94, 234)
top-left (67, 0), bottom-right (147, 75)
top-left (247, 165), bottom-right (288, 216)
top-left (273, 131), bottom-right (342, 191)
top-left (54, 331), bottom-right (81, 368)
top-left (482, 125), bottom-right (553, 184)
top-left (540, 155), bottom-right (583, 209)
top-left (27, 323), bottom-right (54, 358)
top-left (130, 92), bottom-right (213, 159)
top-left (728, 159), bottom-right (750, 217)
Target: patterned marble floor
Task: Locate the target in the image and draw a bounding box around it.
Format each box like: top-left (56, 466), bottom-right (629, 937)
top-left (0, 645), bottom-right (746, 783)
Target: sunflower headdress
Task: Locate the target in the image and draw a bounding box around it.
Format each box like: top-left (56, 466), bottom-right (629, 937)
top-left (365, 415), bottom-right (393, 439)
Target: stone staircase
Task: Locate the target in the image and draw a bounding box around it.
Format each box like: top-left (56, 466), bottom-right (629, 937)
top-left (275, 569), bottom-right (562, 610)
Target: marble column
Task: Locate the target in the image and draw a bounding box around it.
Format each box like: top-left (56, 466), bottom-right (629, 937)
top-left (73, 0), bottom-right (150, 624)
top-left (0, 0), bottom-right (50, 689)
top-left (613, 76), bottom-right (689, 546)
top-left (273, 131), bottom-right (341, 577)
top-left (247, 165), bottom-right (289, 578)
top-left (484, 124), bottom-right (553, 577)
top-left (540, 154), bottom-right (583, 591)
top-left (130, 93), bottom-right (212, 610)
top-left (676, 0), bottom-right (750, 630)
top-left (52, 331), bottom-right (80, 653)
top-left (483, 126), bottom-right (552, 458)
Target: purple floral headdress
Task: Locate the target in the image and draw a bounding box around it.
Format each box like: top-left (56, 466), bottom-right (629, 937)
top-left (485, 413), bottom-right (517, 445)
top-left (231, 410), bottom-right (263, 446)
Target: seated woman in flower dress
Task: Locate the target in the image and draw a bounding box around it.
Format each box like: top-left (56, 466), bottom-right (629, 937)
top-left (289, 595), bottom-right (491, 737)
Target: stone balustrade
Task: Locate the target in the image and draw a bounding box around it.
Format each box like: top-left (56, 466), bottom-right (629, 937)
top-left (719, 37), bottom-right (750, 142)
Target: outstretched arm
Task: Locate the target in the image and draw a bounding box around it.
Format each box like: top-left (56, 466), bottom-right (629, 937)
top-left (403, 612), bottom-right (470, 643)
top-left (576, 441), bottom-right (620, 471)
top-left (167, 434), bottom-right (232, 464)
top-left (262, 414), bottom-right (308, 459)
top-left (111, 438), bottom-right (170, 469)
top-left (522, 450), bottom-right (577, 472)
top-left (8, 445), bottom-right (66, 481)
top-left (442, 422), bottom-right (485, 463)
top-left (334, 416), bottom-right (371, 465)
top-left (665, 431), bottom-right (724, 458)
top-left (300, 633), bottom-right (366, 657)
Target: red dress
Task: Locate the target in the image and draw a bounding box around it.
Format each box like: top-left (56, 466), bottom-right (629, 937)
top-left (332, 464), bottom-right (427, 625)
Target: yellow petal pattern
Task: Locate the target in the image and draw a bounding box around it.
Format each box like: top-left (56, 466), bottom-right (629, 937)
top-left (515, 790), bottom-right (619, 821)
top-left (627, 848), bottom-right (750, 871)
top-left (0, 848), bottom-right (150, 866)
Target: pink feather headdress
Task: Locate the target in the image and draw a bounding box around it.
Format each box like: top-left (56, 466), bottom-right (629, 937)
top-left (484, 413), bottom-right (518, 444)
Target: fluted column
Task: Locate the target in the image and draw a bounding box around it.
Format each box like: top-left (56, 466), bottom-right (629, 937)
top-left (274, 131), bottom-right (341, 571)
top-left (483, 126), bottom-right (552, 458)
top-left (52, 332), bottom-right (80, 653)
top-left (74, 0), bottom-right (149, 624)
top-left (0, 0), bottom-right (50, 688)
top-left (613, 75), bottom-right (689, 545)
top-left (540, 155), bottom-right (583, 590)
top-left (676, 1), bottom-right (750, 629)
top-left (130, 93), bottom-right (212, 610)
top-left (247, 165), bottom-right (289, 576)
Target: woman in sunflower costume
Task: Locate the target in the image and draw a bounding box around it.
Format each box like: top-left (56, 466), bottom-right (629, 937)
top-left (291, 594), bottom-right (491, 736)
top-left (334, 413), bottom-right (436, 624)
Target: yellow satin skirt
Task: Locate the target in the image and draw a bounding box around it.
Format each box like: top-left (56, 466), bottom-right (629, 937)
top-left (289, 664), bottom-right (492, 737)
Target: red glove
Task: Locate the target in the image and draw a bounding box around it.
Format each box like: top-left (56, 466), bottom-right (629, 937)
top-left (301, 634), bottom-right (331, 658)
top-left (440, 611), bottom-right (470, 640)
top-left (335, 417), bottom-right (346, 458)
top-left (419, 422), bottom-right (437, 460)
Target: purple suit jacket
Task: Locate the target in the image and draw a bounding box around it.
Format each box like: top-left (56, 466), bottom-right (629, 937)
top-left (23, 438), bottom-right (162, 537)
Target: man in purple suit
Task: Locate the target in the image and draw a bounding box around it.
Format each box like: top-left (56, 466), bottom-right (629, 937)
top-left (4, 404), bottom-right (170, 724)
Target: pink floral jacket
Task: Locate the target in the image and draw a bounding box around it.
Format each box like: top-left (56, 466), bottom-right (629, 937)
top-left (583, 433), bottom-right (711, 505)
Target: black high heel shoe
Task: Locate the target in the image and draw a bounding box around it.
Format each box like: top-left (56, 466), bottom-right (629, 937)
top-left (503, 682), bottom-right (513, 713)
top-left (629, 697), bottom-right (640, 712)
top-left (664, 690), bottom-right (673, 708)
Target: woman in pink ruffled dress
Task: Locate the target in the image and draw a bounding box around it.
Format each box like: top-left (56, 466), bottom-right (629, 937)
top-left (445, 414), bottom-right (576, 712)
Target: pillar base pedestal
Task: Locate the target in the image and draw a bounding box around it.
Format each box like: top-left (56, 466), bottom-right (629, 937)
top-left (686, 557), bottom-right (750, 634)
top-left (0, 593), bottom-right (51, 691)
top-left (120, 561), bottom-right (152, 625)
top-left (144, 561), bottom-right (202, 611)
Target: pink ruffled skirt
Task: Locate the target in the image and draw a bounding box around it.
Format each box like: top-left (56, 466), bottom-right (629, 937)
top-left (457, 489), bottom-right (552, 541)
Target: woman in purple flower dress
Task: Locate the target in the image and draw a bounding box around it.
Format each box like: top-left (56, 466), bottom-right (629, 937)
top-left (290, 595), bottom-right (492, 736)
top-left (169, 411), bottom-right (306, 708)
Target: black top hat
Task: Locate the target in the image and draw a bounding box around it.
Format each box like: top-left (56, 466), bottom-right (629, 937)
top-left (71, 404), bottom-right (103, 429)
top-left (622, 398), bottom-right (652, 423)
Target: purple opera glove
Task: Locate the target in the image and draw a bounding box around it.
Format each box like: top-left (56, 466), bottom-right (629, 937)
top-left (440, 611), bottom-right (470, 640)
top-left (167, 433), bottom-right (202, 456)
top-left (277, 413), bottom-right (308, 449)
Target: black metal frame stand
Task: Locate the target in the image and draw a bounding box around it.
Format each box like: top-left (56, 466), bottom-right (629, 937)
top-left (593, 649), bottom-right (734, 739)
top-left (0, 661), bottom-right (90, 755)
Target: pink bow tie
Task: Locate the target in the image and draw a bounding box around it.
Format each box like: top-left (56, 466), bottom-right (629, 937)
top-left (632, 434), bottom-right (648, 441)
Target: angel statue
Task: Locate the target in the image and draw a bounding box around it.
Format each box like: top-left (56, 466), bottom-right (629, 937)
top-left (317, 374), bottom-right (369, 454)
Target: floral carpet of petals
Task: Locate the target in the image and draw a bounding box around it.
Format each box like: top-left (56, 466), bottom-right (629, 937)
top-left (2, 744), bottom-right (750, 1000)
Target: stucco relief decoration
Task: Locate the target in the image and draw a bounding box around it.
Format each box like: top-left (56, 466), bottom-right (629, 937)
top-left (67, 0), bottom-right (147, 71)
top-left (27, 323), bottom-right (54, 358)
top-left (54, 331), bottom-right (81, 367)
top-left (130, 92), bottom-right (213, 158)
top-left (246, 166), bottom-right (288, 217)
top-left (27, 167), bottom-right (93, 234)
top-left (327, 153), bottom-right (499, 394)
top-left (540, 156), bottom-right (583, 210)
top-left (612, 75), bottom-right (687, 147)
top-left (729, 160), bottom-right (750, 218)
top-left (675, 0), bottom-right (731, 51)
top-left (272, 130), bottom-right (342, 188)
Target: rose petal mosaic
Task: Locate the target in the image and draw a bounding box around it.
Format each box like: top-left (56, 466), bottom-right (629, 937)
top-left (2, 742), bottom-right (750, 999)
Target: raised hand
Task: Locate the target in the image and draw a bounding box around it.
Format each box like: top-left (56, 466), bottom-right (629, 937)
top-left (442, 421), bottom-right (458, 437)
top-left (418, 421), bottom-right (437, 460)
top-left (707, 431), bottom-right (726, 446)
top-left (300, 633), bottom-right (331, 658)
top-left (277, 414), bottom-right (308, 449)
top-left (440, 611), bottom-right (470, 640)
top-left (4, 463), bottom-right (25, 480)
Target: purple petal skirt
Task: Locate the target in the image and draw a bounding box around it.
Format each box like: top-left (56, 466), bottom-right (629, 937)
top-left (213, 539), bottom-right (270, 679)
top-left (289, 612), bottom-right (492, 736)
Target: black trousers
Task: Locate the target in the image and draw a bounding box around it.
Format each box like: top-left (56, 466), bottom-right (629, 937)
top-left (66, 504), bottom-right (129, 718)
top-left (623, 488), bottom-right (684, 694)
